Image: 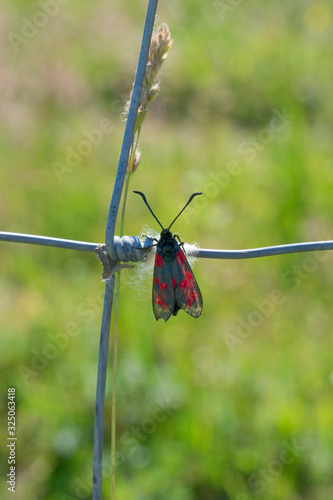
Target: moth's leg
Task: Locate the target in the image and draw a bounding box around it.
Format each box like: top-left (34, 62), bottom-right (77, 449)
top-left (174, 234), bottom-right (184, 245)
top-left (133, 238), bottom-right (158, 251)
top-left (174, 234), bottom-right (187, 254)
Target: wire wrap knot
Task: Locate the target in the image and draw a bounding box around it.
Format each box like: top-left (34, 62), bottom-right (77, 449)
top-left (107, 235), bottom-right (155, 262)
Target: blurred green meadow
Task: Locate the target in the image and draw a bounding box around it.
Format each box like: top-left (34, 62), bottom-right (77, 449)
top-left (1, 1), bottom-right (333, 499)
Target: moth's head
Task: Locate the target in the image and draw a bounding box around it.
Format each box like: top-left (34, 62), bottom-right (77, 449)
top-left (160, 228), bottom-right (173, 239)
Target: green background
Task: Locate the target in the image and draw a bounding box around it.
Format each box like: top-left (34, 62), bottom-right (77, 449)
top-left (1, 1), bottom-right (333, 499)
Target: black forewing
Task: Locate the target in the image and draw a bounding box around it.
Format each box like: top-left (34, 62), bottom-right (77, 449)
top-left (152, 250), bottom-right (176, 322)
top-left (172, 246), bottom-right (203, 318)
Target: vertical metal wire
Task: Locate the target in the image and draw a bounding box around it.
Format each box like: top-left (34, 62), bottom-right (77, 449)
top-left (92, 277), bottom-right (115, 499)
top-left (105, 0), bottom-right (159, 253)
top-left (92, 1), bottom-right (159, 499)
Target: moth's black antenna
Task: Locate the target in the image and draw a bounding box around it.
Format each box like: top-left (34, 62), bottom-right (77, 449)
top-left (133, 191), bottom-right (164, 230)
top-left (168, 192), bottom-right (202, 230)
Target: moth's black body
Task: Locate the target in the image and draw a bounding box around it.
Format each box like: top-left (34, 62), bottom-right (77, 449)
top-left (157, 229), bottom-right (178, 262)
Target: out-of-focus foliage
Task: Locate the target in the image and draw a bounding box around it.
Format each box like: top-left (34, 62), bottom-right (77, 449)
top-left (0, 1), bottom-right (333, 499)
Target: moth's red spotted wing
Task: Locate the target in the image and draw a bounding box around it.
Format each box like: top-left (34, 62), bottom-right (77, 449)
top-left (153, 242), bottom-right (203, 321)
top-left (134, 191), bottom-right (203, 322)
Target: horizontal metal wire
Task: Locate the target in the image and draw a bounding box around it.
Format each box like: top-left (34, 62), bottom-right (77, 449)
top-left (197, 241), bottom-right (333, 259)
top-left (0, 231), bottom-right (98, 252)
top-left (1, 231), bottom-right (333, 262)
